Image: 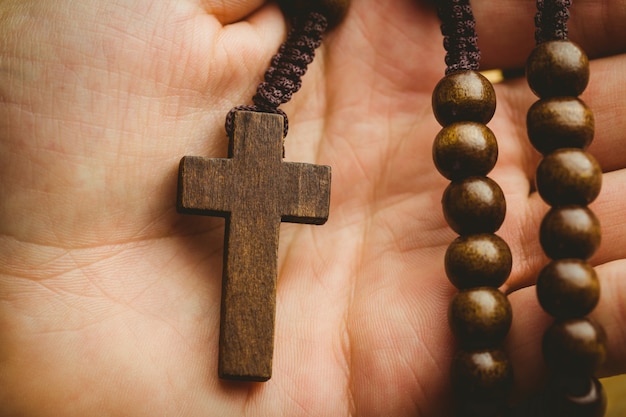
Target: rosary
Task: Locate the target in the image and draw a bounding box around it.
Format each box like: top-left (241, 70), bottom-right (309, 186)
top-left (177, 0), bottom-right (608, 415)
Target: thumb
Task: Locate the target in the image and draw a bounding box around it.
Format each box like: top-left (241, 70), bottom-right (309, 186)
top-left (200, 0), bottom-right (278, 24)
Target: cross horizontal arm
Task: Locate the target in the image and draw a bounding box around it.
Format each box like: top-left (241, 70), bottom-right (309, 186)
top-left (280, 162), bottom-right (331, 224)
top-left (177, 156), bottom-right (234, 216)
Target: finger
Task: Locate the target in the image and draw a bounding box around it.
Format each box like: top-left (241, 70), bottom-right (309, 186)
top-left (471, 0), bottom-right (626, 70)
top-left (592, 259), bottom-right (626, 376)
top-left (506, 258), bottom-right (626, 403)
top-left (199, 0), bottom-right (269, 25)
top-left (203, 2), bottom-right (287, 96)
top-left (505, 285), bottom-right (550, 403)
top-left (583, 54), bottom-right (626, 173)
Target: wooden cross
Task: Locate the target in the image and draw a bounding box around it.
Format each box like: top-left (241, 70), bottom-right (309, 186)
top-left (177, 111), bottom-right (331, 381)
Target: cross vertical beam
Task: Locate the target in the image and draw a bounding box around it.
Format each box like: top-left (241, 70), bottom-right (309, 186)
top-left (177, 111), bottom-right (331, 381)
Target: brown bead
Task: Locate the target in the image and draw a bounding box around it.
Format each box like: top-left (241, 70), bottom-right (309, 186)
top-left (546, 376), bottom-right (607, 417)
top-left (451, 348), bottom-right (514, 401)
top-left (433, 122), bottom-right (498, 180)
top-left (540, 206), bottom-right (601, 260)
top-left (542, 318), bottom-right (607, 375)
top-left (432, 71), bottom-right (496, 127)
top-left (536, 149), bottom-right (602, 206)
top-left (276, 0), bottom-right (350, 28)
top-left (442, 176), bottom-right (506, 235)
top-left (449, 287), bottom-right (512, 348)
top-left (445, 234), bottom-right (512, 289)
top-left (537, 259), bottom-right (600, 319)
top-left (526, 40), bottom-right (590, 98)
top-left (527, 97), bottom-right (595, 155)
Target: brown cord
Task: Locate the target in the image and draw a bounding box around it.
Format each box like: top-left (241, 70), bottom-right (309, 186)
top-left (436, 0), bottom-right (481, 74)
top-left (535, 0), bottom-right (571, 43)
top-left (225, 12), bottom-right (328, 138)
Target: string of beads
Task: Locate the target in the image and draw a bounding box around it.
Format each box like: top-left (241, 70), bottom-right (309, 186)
top-left (432, 1), bottom-right (514, 415)
top-left (526, 0), bottom-right (607, 415)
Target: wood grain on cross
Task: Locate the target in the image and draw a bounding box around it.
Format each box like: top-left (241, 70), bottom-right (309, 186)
top-left (177, 111), bottom-right (331, 381)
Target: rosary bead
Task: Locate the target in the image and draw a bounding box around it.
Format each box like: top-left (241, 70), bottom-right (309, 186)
top-left (540, 206), bottom-right (601, 260)
top-left (537, 259), bottom-right (600, 319)
top-left (536, 149), bottom-right (602, 206)
top-left (432, 71), bottom-right (496, 127)
top-left (526, 40), bottom-right (590, 98)
top-left (449, 287), bottom-right (512, 348)
top-left (442, 177), bottom-right (506, 235)
top-left (445, 234), bottom-right (512, 289)
top-left (545, 376), bottom-right (607, 417)
top-left (527, 97), bottom-right (595, 155)
top-left (542, 318), bottom-right (607, 376)
top-left (277, 0), bottom-right (350, 28)
top-left (433, 122), bottom-right (498, 180)
top-left (451, 348), bottom-right (514, 403)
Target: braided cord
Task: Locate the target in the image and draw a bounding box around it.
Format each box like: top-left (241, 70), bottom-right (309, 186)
top-left (437, 0), bottom-right (481, 74)
top-left (225, 12), bottom-right (328, 138)
top-left (535, 0), bottom-right (572, 43)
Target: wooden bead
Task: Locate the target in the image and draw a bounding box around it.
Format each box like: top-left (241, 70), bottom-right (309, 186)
top-left (276, 0), bottom-right (350, 28)
top-left (527, 97), bottom-right (595, 155)
top-left (540, 206), bottom-right (601, 260)
top-left (442, 177), bottom-right (506, 235)
top-left (451, 348), bottom-right (514, 401)
top-left (536, 149), bottom-right (602, 206)
top-left (526, 40), bottom-right (590, 98)
top-left (445, 234), bottom-right (512, 289)
top-left (449, 287), bottom-right (512, 348)
top-left (432, 71), bottom-right (496, 127)
top-left (537, 259), bottom-right (600, 319)
top-left (542, 318), bottom-right (607, 375)
top-left (546, 376), bottom-right (607, 417)
top-left (433, 122), bottom-right (498, 180)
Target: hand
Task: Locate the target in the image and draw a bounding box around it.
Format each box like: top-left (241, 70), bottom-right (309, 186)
top-left (1, 1), bottom-right (625, 415)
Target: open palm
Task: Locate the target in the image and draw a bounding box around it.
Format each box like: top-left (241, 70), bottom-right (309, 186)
top-left (1, 1), bottom-right (625, 416)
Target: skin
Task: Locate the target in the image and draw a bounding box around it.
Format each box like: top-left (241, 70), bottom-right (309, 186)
top-left (0, 0), bottom-right (625, 415)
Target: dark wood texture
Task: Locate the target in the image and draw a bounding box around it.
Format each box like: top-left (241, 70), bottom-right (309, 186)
top-left (448, 287), bottom-right (512, 348)
top-left (433, 122), bottom-right (498, 180)
top-left (542, 318), bottom-right (607, 376)
top-left (445, 234), bottom-right (512, 289)
top-left (431, 70), bottom-right (496, 127)
top-left (526, 97), bottom-right (594, 155)
top-left (546, 376), bottom-right (607, 417)
top-left (539, 206), bottom-right (601, 260)
top-left (441, 176), bottom-right (506, 235)
top-left (536, 148), bottom-right (602, 206)
top-left (537, 259), bottom-right (600, 319)
top-left (451, 348), bottom-right (513, 415)
top-left (526, 40), bottom-right (590, 98)
top-left (177, 111), bottom-right (331, 381)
